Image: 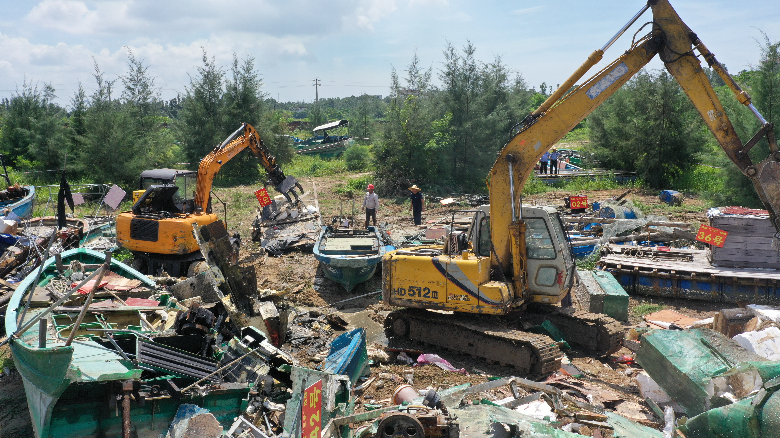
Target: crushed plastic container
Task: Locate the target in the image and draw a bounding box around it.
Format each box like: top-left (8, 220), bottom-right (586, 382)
top-left (659, 190), bottom-right (684, 206)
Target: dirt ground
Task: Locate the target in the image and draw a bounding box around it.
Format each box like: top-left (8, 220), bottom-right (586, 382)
top-left (227, 177), bottom-right (719, 427)
top-left (0, 176), bottom-right (718, 436)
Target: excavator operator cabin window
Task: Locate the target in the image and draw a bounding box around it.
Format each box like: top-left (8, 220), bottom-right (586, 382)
top-left (477, 216), bottom-right (491, 257)
top-left (525, 218), bottom-right (556, 260)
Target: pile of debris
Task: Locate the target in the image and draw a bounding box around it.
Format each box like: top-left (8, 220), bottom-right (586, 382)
top-left (252, 193), bottom-right (321, 256)
top-left (614, 303), bottom-right (780, 437)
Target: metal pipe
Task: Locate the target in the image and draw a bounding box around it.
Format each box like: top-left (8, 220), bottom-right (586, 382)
top-left (507, 156), bottom-right (517, 222)
top-left (748, 104), bottom-right (769, 125)
top-left (38, 319), bottom-right (47, 348)
top-left (17, 233), bottom-right (58, 327)
top-left (0, 263), bottom-right (108, 349)
top-left (122, 379), bottom-right (133, 438)
top-left (65, 251), bottom-right (112, 347)
top-left (601, 4), bottom-right (650, 52)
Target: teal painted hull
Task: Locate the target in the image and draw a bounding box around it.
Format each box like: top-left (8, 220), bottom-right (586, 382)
top-left (313, 226), bottom-right (392, 291)
top-left (4, 248), bottom-right (251, 438)
top-left (320, 262), bottom-right (378, 292)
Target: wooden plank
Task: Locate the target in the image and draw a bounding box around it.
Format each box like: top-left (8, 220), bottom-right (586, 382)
top-left (0, 278), bottom-right (18, 290)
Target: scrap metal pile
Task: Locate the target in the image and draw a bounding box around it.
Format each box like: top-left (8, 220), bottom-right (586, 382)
top-left (252, 193), bottom-right (321, 256)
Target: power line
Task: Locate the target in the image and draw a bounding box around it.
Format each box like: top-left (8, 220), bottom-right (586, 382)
top-left (312, 78), bottom-right (321, 102)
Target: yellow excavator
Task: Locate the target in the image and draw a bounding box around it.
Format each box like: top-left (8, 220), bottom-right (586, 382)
top-left (116, 123), bottom-right (303, 277)
top-left (383, 0), bottom-right (780, 375)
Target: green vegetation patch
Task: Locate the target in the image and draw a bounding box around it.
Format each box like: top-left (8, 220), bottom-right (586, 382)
top-left (287, 155), bottom-right (348, 177)
top-left (631, 303), bottom-right (665, 317)
top-left (334, 174), bottom-right (374, 197)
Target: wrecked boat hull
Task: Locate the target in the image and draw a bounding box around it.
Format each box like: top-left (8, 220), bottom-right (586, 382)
top-left (4, 248), bottom-right (254, 438)
top-left (0, 185), bottom-right (35, 219)
top-left (5, 248), bottom-right (155, 437)
top-left (314, 226), bottom-right (393, 292)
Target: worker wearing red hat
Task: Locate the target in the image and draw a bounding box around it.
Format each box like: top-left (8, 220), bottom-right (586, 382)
top-left (363, 184), bottom-right (379, 228)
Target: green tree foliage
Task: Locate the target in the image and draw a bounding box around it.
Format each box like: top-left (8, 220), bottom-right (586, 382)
top-left (375, 44), bottom-right (527, 195)
top-left (589, 70), bottom-right (705, 188)
top-left (71, 54), bottom-right (176, 187)
top-left (0, 81), bottom-right (68, 178)
top-left (178, 50), bottom-right (226, 168)
top-left (176, 51), bottom-right (293, 186)
top-left (374, 53), bottom-right (435, 194)
top-left (76, 61), bottom-right (140, 185)
top-left (350, 93), bottom-right (376, 140)
top-left (120, 50), bottom-right (177, 171)
top-left (309, 104), bottom-right (325, 127)
top-left (712, 34), bottom-right (780, 208)
top-left (343, 143), bottom-right (372, 171)
top-left (220, 54), bottom-right (266, 183)
top-left (67, 84), bottom-right (88, 160)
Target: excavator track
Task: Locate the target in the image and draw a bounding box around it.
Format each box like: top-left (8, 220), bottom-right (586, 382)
top-left (384, 308), bottom-right (562, 377)
top-left (524, 304), bottom-right (625, 357)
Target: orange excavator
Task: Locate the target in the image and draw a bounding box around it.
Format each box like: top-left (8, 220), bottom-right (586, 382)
top-left (116, 123), bottom-right (303, 276)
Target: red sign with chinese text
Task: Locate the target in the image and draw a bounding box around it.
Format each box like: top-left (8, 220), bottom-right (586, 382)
top-left (254, 188), bottom-right (272, 207)
top-left (696, 224), bottom-right (728, 247)
top-left (570, 195), bottom-right (588, 210)
top-left (301, 380), bottom-right (322, 438)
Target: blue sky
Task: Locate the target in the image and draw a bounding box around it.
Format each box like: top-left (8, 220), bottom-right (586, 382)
top-left (0, 0), bottom-right (777, 107)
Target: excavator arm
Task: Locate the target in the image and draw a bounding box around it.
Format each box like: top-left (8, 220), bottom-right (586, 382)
top-left (490, 0), bottom-right (780, 284)
top-left (195, 123), bottom-right (304, 212)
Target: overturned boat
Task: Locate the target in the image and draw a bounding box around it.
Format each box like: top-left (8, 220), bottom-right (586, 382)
top-left (314, 226), bottom-right (392, 292)
top-left (4, 247), bottom-right (291, 438)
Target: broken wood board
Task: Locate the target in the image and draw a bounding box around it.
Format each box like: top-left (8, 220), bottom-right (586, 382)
top-left (643, 309), bottom-right (701, 329)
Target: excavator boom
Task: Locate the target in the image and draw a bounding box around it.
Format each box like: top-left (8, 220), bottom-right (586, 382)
top-left (382, 0), bottom-right (780, 376)
top-left (492, 0), bottom-right (780, 272)
top-left (195, 123), bottom-right (303, 212)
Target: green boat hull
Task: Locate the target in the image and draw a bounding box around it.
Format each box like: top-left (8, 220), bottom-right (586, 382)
top-left (4, 248), bottom-right (251, 437)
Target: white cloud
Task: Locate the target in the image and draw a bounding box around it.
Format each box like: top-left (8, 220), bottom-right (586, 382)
top-left (348, 0), bottom-right (398, 32)
top-left (407, 0), bottom-right (448, 7)
top-left (26, 1), bottom-right (141, 35)
top-left (510, 6), bottom-right (543, 16)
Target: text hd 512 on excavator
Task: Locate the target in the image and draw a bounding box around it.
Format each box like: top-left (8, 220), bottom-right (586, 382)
top-left (382, 0), bottom-right (780, 376)
top-left (116, 123), bottom-right (303, 277)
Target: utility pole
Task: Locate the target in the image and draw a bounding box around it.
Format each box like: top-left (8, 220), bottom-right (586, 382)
top-left (313, 78), bottom-right (321, 103)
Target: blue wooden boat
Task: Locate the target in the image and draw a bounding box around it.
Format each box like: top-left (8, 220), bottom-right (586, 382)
top-left (0, 185), bottom-right (35, 219)
top-left (313, 226), bottom-right (393, 291)
top-left (3, 248), bottom-right (253, 438)
top-left (322, 327), bottom-right (368, 384)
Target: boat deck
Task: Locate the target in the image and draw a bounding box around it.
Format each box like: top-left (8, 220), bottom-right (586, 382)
top-left (598, 244), bottom-right (780, 303)
top-left (319, 230), bottom-right (380, 255)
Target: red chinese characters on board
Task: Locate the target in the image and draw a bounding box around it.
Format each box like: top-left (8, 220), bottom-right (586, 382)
top-left (301, 380), bottom-right (322, 438)
top-left (255, 188), bottom-right (272, 207)
top-left (696, 224), bottom-right (728, 248)
top-left (569, 196), bottom-right (588, 209)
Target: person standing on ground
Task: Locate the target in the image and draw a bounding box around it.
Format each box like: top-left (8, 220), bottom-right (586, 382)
top-left (549, 148), bottom-right (560, 175)
top-left (408, 185), bottom-right (424, 226)
top-left (540, 151), bottom-right (550, 175)
top-left (363, 184), bottom-right (379, 228)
